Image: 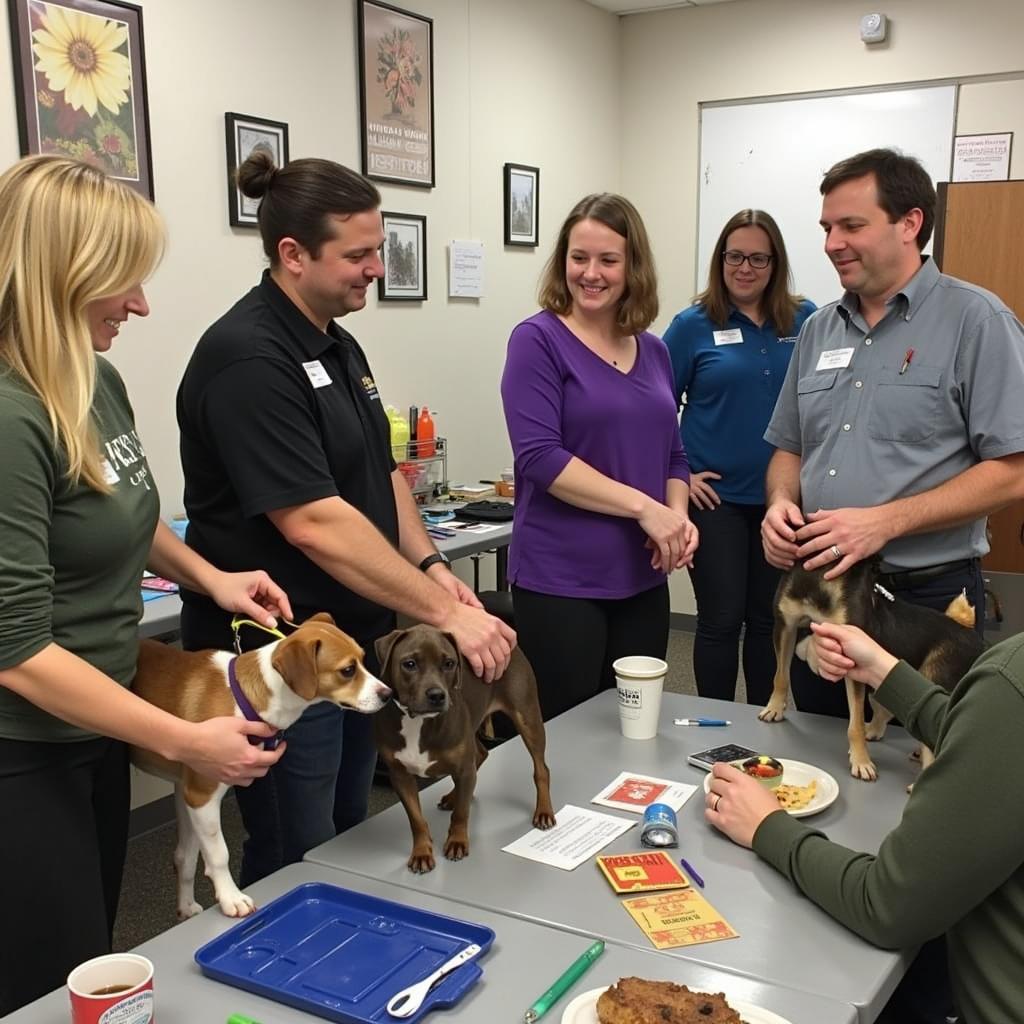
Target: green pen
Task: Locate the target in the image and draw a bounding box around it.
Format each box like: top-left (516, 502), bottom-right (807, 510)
top-left (226, 1016), bottom-right (262, 1024)
top-left (523, 939), bottom-right (605, 1023)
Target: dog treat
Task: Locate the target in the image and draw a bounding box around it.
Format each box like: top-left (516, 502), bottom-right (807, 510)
top-left (596, 977), bottom-right (742, 1023)
top-left (775, 779), bottom-right (818, 811)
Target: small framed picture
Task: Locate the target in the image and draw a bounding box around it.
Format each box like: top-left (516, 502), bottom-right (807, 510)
top-left (224, 111), bottom-right (289, 228)
top-left (504, 162), bottom-right (539, 247)
top-left (379, 211), bottom-right (427, 301)
top-left (7, 0), bottom-right (155, 198)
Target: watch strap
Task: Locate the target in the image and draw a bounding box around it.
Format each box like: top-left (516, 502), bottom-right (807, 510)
top-left (418, 552), bottom-right (451, 572)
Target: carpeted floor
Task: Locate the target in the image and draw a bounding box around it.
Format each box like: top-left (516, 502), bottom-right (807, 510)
top-left (113, 627), bottom-right (748, 951)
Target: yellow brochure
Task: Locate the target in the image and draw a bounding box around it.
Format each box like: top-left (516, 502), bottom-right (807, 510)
top-left (621, 888), bottom-right (739, 949)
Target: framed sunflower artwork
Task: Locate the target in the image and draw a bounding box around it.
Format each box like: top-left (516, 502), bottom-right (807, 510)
top-left (357, 0), bottom-right (435, 188)
top-left (6, 0), bottom-right (154, 199)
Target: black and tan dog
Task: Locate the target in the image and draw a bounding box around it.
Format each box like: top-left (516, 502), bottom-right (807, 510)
top-left (374, 625), bottom-right (556, 872)
top-left (759, 559), bottom-right (984, 781)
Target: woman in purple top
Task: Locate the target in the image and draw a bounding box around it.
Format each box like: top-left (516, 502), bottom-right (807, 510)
top-left (501, 193), bottom-right (698, 720)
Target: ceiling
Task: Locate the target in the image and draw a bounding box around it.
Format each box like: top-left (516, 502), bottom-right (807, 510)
top-left (583, 0), bottom-right (743, 13)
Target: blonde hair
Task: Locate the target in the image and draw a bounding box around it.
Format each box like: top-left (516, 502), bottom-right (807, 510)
top-left (538, 193), bottom-right (658, 336)
top-left (0, 156), bottom-right (164, 490)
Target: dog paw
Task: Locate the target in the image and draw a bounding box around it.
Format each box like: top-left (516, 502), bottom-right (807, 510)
top-left (176, 900), bottom-right (202, 920)
top-left (437, 790), bottom-right (455, 811)
top-left (864, 722), bottom-right (887, 741)
top-left (217, 890), bottom-right (257, 917)
top-left (758, 700), bottom-right (787, 723)
top-left (849, 759), bottom-right (878, 782)
top-left (408, 850), bottom-right (436, 873)
top-left (909, 747), bottom-right (922, 762)
top-left (906, 782), bottom-right (916, 794)
top-left (533, 810), bottom-right (556, 830)
top-left (444, 839), bottom-right (469, 861)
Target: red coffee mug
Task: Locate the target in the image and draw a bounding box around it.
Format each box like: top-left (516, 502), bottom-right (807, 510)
top-left (67, 953), bottom-right (154, 1024)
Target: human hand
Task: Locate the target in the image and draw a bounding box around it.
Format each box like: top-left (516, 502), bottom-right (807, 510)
top-left (808, 621), bottom-right (899, 690)
top-left (638, 498), bottom-right (692, 573)
top-left (180, 717), bottom-right (285, 785)
top-left (761, 500), bottom-right (805, 568)
top-left (426, 563), bottom-right (483, 609)
top-left (207, 571), bottom-right (293, 628)
top-left (794, 506), bottom-right (892, 579)
top-left (689, 471), bottom-right (722, 511)
top-left (705, 762), bottom-right (784, 848)
top-left (437, 603), bottom-right (516, 683)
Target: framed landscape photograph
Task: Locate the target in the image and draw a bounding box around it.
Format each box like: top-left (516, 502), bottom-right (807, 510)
top-left (224, 111), bottom-right (289, 228)
top-left (379, 211), bottom-right (427, 301)
top-left (7, 0), bottom-right (154, 198)
top-left (357, 0), bottom-right (435, 188)
top-left (504, 162), bottom-right (539, 247)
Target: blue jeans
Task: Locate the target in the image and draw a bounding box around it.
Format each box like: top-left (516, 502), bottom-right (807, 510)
top-left (180, 602), bottom-right (385, 887)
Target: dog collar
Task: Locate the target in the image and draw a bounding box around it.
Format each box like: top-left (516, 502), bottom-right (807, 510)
top-left (227, 655), bottom-right (282, 751)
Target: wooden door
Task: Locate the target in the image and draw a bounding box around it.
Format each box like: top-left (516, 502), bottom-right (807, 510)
top-left (935, 181), bottom-right (1024, 573)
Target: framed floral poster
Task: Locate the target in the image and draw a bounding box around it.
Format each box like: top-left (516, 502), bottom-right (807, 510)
top-left (379, 211), bottom-right (426, 301)
top-left (504, 162), bottom-right (539, 247)
top-left (224, 112), bottom-right (289, 228)
top-left (7, 0), bottom-right (154, 198)
top-left (357, 0), bottom-right (434, 188)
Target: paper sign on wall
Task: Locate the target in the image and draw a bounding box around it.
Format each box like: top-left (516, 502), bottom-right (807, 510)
top-left (952, 133), bottom-right (1013, 182)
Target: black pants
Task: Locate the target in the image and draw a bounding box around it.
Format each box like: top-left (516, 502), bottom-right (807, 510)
top-left (512, 582), bottom-right (669, 722)
top-left (788, 558), bottom-right (983, 1024)
top-left (0, 736), bottom-right (129, 1015)
top-left (687, 501), bottom-right (781, 706)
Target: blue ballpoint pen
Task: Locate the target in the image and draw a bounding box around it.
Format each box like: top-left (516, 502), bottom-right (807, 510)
top-left (673, 717), bottom-right (731, 727)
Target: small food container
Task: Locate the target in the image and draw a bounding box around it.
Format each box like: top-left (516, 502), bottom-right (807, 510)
top-left (735, 755), bottom-right (784, 789)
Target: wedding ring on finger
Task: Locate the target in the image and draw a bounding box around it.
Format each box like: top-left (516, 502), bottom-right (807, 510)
top-left (712, 794), bottom-right (721, 812)
top-left (830, 544), bottom-right (843, 560)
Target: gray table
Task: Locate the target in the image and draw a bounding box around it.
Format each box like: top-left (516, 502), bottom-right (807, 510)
top-left (7, 863), bottom-right (857, 1023)
top-left (306, 692), bottom-right (918, 1022)
top-left (136, 521), bottom-right (513, 642)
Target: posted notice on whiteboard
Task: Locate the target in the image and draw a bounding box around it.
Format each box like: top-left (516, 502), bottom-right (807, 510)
top-left (449, 240), bottom-right (484, 297)
top-left (952, 133), bottom-right (1012, 182)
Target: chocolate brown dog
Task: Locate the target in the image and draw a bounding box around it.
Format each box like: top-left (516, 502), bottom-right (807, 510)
top-left (759, 559), bottom-right (984, 781)
top-left (374, 624), bottom-right (556, 872)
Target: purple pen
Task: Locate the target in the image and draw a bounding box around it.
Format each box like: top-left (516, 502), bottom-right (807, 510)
top-left (680, 857), bottom-right (705, 888)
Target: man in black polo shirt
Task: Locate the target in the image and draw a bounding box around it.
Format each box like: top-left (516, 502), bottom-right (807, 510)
top-left (177, 152), bottom-right (514, 885)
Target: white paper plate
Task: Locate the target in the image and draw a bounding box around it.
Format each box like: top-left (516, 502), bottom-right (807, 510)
top-left (703, 758), bottom-right (839, 818)
top-left (560, 985), bottom-right (794, 1024)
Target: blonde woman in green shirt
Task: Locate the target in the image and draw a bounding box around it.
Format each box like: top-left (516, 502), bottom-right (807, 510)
top-left (0, 156), bottom-right (293, 1015)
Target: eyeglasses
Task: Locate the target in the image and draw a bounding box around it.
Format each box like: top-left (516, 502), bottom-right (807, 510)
top-left (722, 250), bottom-right (773, 269)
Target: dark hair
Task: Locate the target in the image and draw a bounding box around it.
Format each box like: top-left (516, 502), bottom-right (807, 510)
top-left (820, 148), bottom-right (935, 251)
top-left (696, 209), bottom-right (804, 336)
top-left (237, 149), bottom-right (381, 264)
top-left (538, 193), bottom-right (658, 335)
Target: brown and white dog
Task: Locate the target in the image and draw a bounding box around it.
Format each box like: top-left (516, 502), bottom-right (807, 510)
top-left (131, 613), bottom-right (390, 918)
top-left (759, 560), bottom-right (984, 781)
top-left (374, 624), bottom-right (556, 873)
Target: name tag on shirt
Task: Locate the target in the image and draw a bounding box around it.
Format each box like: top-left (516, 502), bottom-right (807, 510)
top-left (101, 458), bottom-right (120, 485)
top-left (815, 347), bottom-right (854, 371)
top-left (302, 360), bottom-right (333, 388)
top-left (713, 329), bottom-right (743, 346)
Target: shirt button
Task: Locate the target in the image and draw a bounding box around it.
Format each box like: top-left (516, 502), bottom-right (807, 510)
top-left (865, 338), bottom-right (872, 346)
top-left (843, 423), bottom-right (851, 431)
top-left (854, 380), bottom-right (863, 388)
top-left (763, 369), bottom-right (770, 376)
top-left (828, 469), bottom-right (837, 476)
top-left (761, 348), bottom-right (767, 354)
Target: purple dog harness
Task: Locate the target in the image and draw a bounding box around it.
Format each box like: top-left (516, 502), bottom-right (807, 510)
top-left (227, 656), bottom-right (282, 751)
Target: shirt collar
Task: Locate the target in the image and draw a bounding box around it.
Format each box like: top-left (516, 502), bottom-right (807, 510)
top-left (258, 269), bottom-right (349, 359)
top-left (837, 256), bottom-right (940, 325)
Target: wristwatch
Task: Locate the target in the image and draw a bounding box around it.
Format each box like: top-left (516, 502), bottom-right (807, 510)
top-left (418, 551), bottom-right (451, 572)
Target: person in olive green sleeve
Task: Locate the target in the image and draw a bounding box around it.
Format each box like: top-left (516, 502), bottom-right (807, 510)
top-left (0, 156), bottom-right (293, 1017)
top-left (706, 621), bottom-right (1024, 1024)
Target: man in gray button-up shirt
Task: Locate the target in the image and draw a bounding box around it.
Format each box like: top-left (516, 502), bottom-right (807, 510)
top-left (764, 150), bottom-right (1024, 684)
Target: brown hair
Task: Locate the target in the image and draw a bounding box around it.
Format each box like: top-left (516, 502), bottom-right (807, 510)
top-left (697, 209), bottom-right (803, 335)
top-left (238, 149), bottom-right (381, 265)
top-left (538, 193), bottom-right (658, 335)
top-left (820, 148), bottom-right (935, 251)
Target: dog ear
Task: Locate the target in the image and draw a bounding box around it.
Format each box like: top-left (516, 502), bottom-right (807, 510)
top-left (271, 634), bottom-right (321, 701)
top-left (442, 632), bottom-right (463, 691)
top-left (305, 611), bottom-right (336, 626)
top-left (374, 629), bottom-right (407, 678)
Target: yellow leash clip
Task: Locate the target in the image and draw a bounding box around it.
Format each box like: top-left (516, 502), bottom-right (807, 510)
top-left (230, 614), bottom-right (296, 655)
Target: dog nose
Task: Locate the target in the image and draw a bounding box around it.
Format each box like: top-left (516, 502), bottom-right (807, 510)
top-left (426, 687), bottom-right (447, 707)
top-left (376, 683), bottom-right (392, 700)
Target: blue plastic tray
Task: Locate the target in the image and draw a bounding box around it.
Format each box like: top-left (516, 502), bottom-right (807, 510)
top-left (194, 882), bottom-right (495, 1023)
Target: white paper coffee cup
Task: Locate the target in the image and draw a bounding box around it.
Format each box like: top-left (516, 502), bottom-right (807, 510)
top-left (613, 656), bottom-right (668, 740)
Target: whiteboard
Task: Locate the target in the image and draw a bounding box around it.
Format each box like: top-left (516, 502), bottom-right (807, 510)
top-left (698, 85), bottom-right (957, 309)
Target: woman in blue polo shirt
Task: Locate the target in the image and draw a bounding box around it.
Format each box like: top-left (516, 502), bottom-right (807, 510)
top-left (664, 210), bottom-right (814, 705)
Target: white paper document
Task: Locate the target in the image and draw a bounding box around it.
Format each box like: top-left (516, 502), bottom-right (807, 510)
top-left (449, 240), bottom-right (484, 297)
top-left (502, 804), bottom-right (634, 870)
top-left (591, 772), bottom-right (698, 814)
